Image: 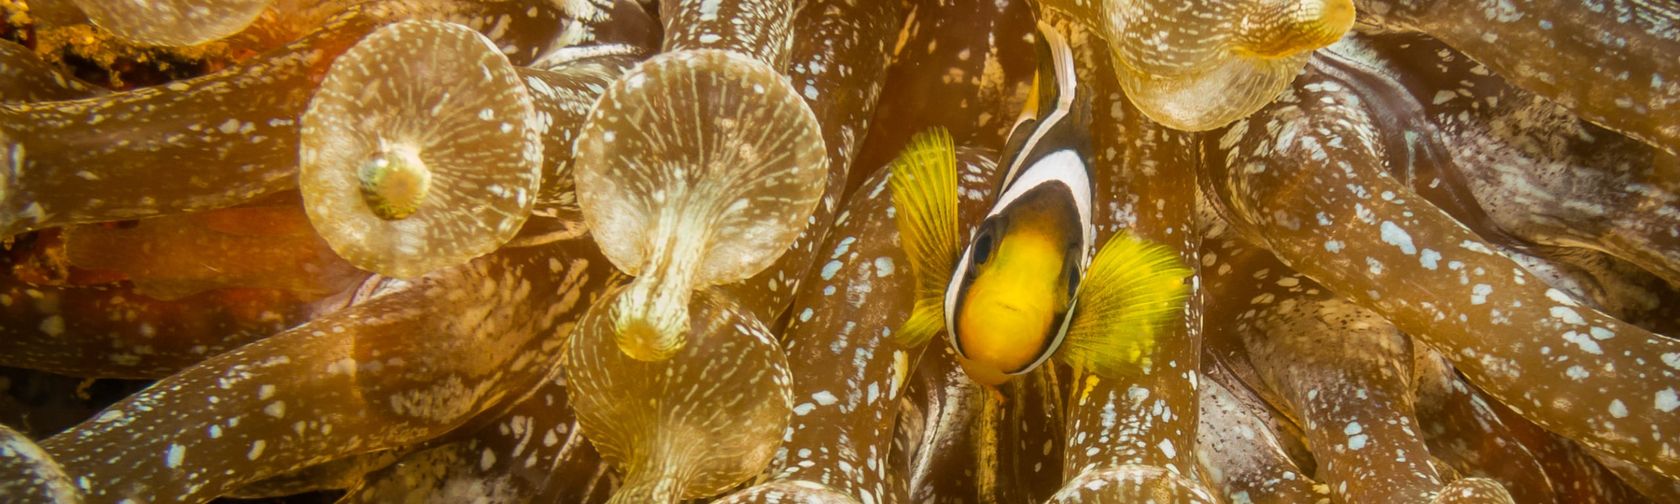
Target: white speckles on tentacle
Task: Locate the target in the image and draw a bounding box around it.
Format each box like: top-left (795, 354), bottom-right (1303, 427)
top-left (1468, 378), bottom-right (1656, 503)
top-left (1354, 0), bottom-right (1680, 155)
top-left (902, 345), bottom-right (990, 501)
top-left (0, 12), bottom-right (381, 239)
top-left (1045, 463), bottom-right (1219, 503)
top-left (38, 240), bottom-right (604, 503)
top-left (0, 40), bottom-right (101, 103)
top-left (1203, 62), bottom-right (1680, 477)
top-left (658, 0), bottom-right (799, 68)
top-left (1431, 478), bottom-right (1517, 504)
top-left (1412, 346), bottom-right (1557, 503)
top-left (1589, 449), bottom-right (1680, 502)
top-left (346, 343), bottom-right (624, 503)
top-left (846, 0), bottom-right (1030, 193)
top-left (1195, 362), bottom-right (1330, 504)
top-left (1040, 0), bottom-right (1354, 131)
top-left (529, 0), bottom-right (663, 63)
top-left (574, 48), bottom-right (826, 360)
top-left (1058, 18), bottom-right (1205, 486)
top-left (717, 0), bottom-right (904, 326)
top-left (0, 423), bottom-right (81, 503)
top-left (522, 47), bottom-right (645, 216)
top-left (564, 287), bottom-right (793, 502)
top-left (1217, 252), bottom-right (1446, 503)
top-left (991, 364), bottom-right (1070, 501)
top-left (1326, 32), bottom-right (1680, 291)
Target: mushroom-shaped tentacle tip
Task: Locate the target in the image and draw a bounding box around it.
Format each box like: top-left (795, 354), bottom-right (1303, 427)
top-left (575, 49), bottom-right (825, 361)
top-left (1236, 0), bottom-right (1356, 59)
top-left (70, 0), bottom-right (272, 46)
top-left (301, 19), bottom-right (542, 279)
top-left (1048, 0), bottom-right (1355, 131)
top-left (1049, 465), bottom-right (1219, 503)
top-left (565, 287), bottom-right (794, 502)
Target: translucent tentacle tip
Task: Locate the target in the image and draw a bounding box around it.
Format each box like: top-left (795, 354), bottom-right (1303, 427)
top-left (301, 19), bottom-right (542, 279)
top-left (565, 287), bottom-right (795, 501)
top-left (574, 48), bottom-right (826, 360)
top-left (71, 0), bottom-right (273, 46)
top-left (1238, 0), bottom-right (1357, 58)
top-left (1100, 0), bottom-right (1356, 131)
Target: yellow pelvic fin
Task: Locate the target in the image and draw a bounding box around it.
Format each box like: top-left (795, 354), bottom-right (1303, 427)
top-left (1057, 232), bottom-right (1192, 377)
top-left (889, 128), bottom-right (961, 347)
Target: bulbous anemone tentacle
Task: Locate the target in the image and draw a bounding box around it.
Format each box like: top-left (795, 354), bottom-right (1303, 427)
top-left (301, 20), bottom-right (543, 279)
top-left (1353, 0), bottom-right (1680, 155)
top-left (1196, 361), bottom-right (1332, 503)
top-left (1211, 251), bottom-right (1452, 502)
top-left (522, 45), bottom-right (648, 216)
top-left (0, 1), bottom-right (610, 240)
top-left (713, 0), bottom-right (905, 324)
top-left (0, 12), bottom-right (379, 239)
top-left (1039, 0), bottom-right (1355, 131)
top-left (574, 49), bottom-right (825, 361)
top-left (564, 287), bottom-right (793, 502)
top-left (0, 40), bottom-right (101, 103)
top-left (70, 0), bottom-right (272, 46)
top-left (658, 0), bottom-right (798, 68)
top-left (1413, 348), bottom-right (1558, 504)
top-left (0, 423), bottom-right (80, 504)
top-left (1202, 60), bottom-right (1680, 477)
top-left (38, 239), bottom-right (605, 504)
top-left (1047, 464), bottom-right (1219, 503)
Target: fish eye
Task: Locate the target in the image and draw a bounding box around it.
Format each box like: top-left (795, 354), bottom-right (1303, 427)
top-left (971, 225), bottom-right (995, 266)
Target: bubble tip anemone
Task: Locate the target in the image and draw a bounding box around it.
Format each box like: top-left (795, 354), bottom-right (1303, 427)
top-left (574, 48), bottom-right (825, 355)
top-left (70, 0), bottom-right (273, 46)
top-left (300, 19), bottom-right (541, 279)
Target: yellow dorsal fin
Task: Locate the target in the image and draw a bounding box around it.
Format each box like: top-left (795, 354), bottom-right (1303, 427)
top-left (1057, 232), bottom-right (1191, 377)
top-left (889, 128), bottom-right (961, 347)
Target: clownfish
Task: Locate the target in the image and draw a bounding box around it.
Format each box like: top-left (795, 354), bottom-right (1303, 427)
top-left (890, 21), bottom-right (1191, 386)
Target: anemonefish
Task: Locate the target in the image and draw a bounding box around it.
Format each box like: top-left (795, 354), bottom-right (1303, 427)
top-left (890, 21), bottom-right (1192, 386)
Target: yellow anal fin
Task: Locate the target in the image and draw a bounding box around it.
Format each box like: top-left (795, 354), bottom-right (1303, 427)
top-left (889, 128), bottom-right (961, 347)
top-left (1058, 232), bottom-right (1192, 377)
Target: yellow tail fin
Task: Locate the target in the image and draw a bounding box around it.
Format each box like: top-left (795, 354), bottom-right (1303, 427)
top-left (1058, 232), bottom-right (1192, 377)
top-left (889, 129), bottom-right (961, 347)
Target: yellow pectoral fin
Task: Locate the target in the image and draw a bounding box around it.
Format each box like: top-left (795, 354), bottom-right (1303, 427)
top-left (1057, 232), bottom-right (1192, 378)
top-left (897, 297), bottom-right (945, 348)
top-left (889, 128), bottom-right (961, 346)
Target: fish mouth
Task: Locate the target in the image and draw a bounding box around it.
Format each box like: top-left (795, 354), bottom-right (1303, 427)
top-left (988, 301), bottom-right (1027, 315)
